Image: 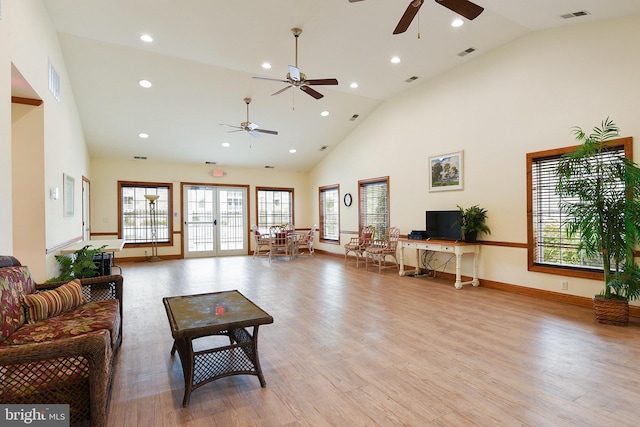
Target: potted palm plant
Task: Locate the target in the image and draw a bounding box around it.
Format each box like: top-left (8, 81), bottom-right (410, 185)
top-left (47, 245), bottom-right (107, 282)
top-left (457, 205), bottom-right (491, 243)
top-left (556, 118), bottom-right (640, 325)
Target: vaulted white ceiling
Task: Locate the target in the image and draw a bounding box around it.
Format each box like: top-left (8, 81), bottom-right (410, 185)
top-left (24, 0), bottom-right (640, 171)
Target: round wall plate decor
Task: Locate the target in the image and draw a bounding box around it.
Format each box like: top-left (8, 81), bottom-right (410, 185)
top-left (344, 193), bottom-right (352, 207)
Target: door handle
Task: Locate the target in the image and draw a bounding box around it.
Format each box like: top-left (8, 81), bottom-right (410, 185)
top-left (214, 219), bottom-right (217, 225)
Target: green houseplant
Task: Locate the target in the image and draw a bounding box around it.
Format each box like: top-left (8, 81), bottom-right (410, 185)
top-left (47, 245), bottom-right (107, 282)
top-left (457, 205), bottom-right (491, 242)
top-left (555, 118), bottom-right (640, 325)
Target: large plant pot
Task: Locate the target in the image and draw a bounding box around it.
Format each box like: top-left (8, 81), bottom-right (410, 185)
top-left (593, 296), bottom-right (629, 326)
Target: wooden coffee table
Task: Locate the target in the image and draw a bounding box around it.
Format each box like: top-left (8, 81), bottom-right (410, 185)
top-left (163, 290), bottom-right (274, 407)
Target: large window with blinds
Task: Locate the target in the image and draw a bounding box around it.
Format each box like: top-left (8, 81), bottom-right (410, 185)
top-left (359, 177), bottom-right (389, 239)
top-left (527, 138), bottom-right (630, 277)
top-left (256, 187), bottom-right (294, 233)
top-left (319, 185), bottom-right (339, 242)
top-left (119, 182), bottom-right (172, 244)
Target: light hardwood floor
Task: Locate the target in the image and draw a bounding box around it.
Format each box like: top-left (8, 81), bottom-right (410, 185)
top-left (107, 254), bottom-right (640, 426)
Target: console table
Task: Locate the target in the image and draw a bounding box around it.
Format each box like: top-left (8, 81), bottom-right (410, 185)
top-left (398, 238), bottom-right (480, 289)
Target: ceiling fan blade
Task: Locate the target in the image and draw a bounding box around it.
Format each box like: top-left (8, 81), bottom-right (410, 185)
top-left (435, 0), bottom-right (484, 20)
top-left (288, 65), bottom-right (301, 82)
top-left (248, 130), bottom-right (261, 138)
top-left (393, 0), bottom-right (424, 35)
top-left (304, 78), bottom-right (339, 86)
top-left (226, 129), bottom-right (245, 134)
top-left (253, 76), bottom-right (290, 84)
top-left (300, 85), bottom-right (324, 99)
top-left (219, 124), bottom-right (243, 130)
top-left (271, 86), bottom-right (292, 96)
top-left (255, 128), bottom-right (279, 136)
top-left (349, 0), bottom-right (366, 2)
top-left (247, 122), bottom-right (259, 131)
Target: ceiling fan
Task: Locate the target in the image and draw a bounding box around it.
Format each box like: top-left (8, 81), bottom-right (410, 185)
top-left (219, 98), bottom-right (278, 138)
top-left (349, 0), bottom-right (484, 35)
top-left (253, 28), bottom-right (338, 100)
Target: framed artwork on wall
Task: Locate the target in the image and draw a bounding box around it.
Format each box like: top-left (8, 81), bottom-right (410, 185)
top-left (64, 173), bottom-right (75, 217)
top-left (429, 150), bottom-right (463, 192)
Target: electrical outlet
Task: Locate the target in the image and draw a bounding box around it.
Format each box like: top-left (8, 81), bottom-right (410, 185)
top-left (561, 280), bottom-right (568, 290)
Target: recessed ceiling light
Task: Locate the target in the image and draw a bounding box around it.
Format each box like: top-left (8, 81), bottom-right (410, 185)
top-left (451, 18), bottom-right (464, 28)
top-left (138, 133), bottom-right (149, 139)
top-left (320, 111), bottom-right (329, 117)
top-left (139, 79), bottom-right (152, 88)
top-left (221, 142), bottom-right (230, 147)
top-left (140, 34), bottom-right (154, 42)
top-left (390, 56), bottom-right (401, 64)
top-left (289, 149), bottom-right (297, 154)
top-left (261, 62), bottom-right (272, 69)
top-left (350, 82), bottom-right (358, 89)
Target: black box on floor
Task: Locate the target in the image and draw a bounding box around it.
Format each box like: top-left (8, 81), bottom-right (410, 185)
top-left (92, 253), bottom-right (112, 276)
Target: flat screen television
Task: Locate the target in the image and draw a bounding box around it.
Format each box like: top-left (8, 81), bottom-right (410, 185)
top-left (425, 210), bottom-right (462, 241)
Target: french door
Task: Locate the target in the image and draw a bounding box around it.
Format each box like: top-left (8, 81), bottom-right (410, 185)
top-left (183, 185), bottom-right (248, 257)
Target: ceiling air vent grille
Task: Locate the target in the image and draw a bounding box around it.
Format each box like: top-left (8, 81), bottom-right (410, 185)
top-left (561, 11), bottom-right (590, 19)
top-left (264, 165), bottom-right (275, 169)
top-left (349, 114), bottom-right (360, 122)
top-left (205, 161), bottom-right (216, 165)
top-left (134, 156), bottom-right (147, 160)
top-left (458, 47), bottom-right (476, 57)
top-left (405, 76), bottom-right (419, 83)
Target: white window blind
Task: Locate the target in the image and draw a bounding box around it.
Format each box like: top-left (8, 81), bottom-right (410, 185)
top-left (359, 178), bottom-right (389, 240)
top-left (531, 145), bottom-right (625, 270)
top-left (319, 186), bottom-right (339, 241)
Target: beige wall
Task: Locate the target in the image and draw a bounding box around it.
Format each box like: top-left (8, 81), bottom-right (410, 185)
top-left (310, 14), bottom-right (640, 305)
top-left (89, 158), bottom-right (311, 258)
top-left (2, 0), bottom-right (91, 281)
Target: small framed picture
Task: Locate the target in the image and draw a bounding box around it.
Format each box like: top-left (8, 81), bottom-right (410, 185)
top-left (64, 173), bottom-right (75, 216)
top-left (429, 150), bottom-right (463, 192)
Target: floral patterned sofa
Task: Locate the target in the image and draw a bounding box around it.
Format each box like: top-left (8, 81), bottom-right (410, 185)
top-left (0, 255), bottom-right (123, 427)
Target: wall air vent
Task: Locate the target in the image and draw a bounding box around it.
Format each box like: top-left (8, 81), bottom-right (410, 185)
top-left (561, 11), bottom-right (590, 19)
top-left (205, 161), bottom-right (216, 165)
top-left (405, 76), bottom-right (419, 83)
top-left (48, 59), bottom-right (61, 102)
top-left (264, 165), bottom-right (275, 169)
top-left (134, 156), bottom-right (147, 160)
top-left (319, 145), bottom-right (329, 151)
top-left (458, 47), bottom-right (476, 57)
top-left (349, 114), bottom-right (360, 122)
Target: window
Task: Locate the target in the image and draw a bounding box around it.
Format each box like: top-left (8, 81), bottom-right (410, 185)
top-left (527, 138), bottom-right (631, 278)
top-left (359, 177), bottom-right (390, 239)
top-left (256, 187), bottom-right (294, 233)
top-left (118, 182), bottom-right (172, 244)
top-left (319, 185), bottom-right (339, 242)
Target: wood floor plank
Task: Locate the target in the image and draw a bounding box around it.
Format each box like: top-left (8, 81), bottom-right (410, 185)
top-left (107, 255), bottom-right (640, 426)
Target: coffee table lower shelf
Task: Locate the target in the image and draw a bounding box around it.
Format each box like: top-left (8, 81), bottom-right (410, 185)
top-left (171, 327), bottom-right (266, 407)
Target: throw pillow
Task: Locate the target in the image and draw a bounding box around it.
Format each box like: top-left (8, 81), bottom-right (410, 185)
top-left (359, 232), bottom-right (372, 245)
top-left (21, 279), bottom-right (87, 323)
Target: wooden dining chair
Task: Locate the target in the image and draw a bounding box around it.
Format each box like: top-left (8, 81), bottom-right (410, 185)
top-left (365, 226), bottom-right (400, 273)
top-left (344, 225), bottom-right (376, 267)
top-left (251, 224), bottom-right (270, 258)
top-left (269, 225), bottom-right (290, 262)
